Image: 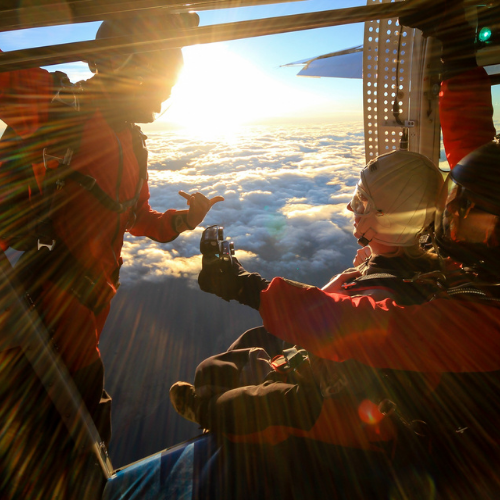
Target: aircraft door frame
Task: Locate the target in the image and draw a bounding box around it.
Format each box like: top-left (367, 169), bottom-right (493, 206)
top-left (363, 0), bottom-right (441, 166)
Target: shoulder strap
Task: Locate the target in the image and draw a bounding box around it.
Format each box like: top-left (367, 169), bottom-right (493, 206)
top-left (63, 169), bottom-right (143, 213)
top-left (58, 124), bottom-right (147, 214)
top-left (342, 272), bottom-right (439, 305)
top-left (130, 124), bottom-right (148, 181)
top-left (41, 89), bottom-right (147, 216)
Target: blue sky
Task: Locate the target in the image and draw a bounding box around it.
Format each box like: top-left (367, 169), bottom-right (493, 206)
top-left (0, 0), bottom-right (367, 126)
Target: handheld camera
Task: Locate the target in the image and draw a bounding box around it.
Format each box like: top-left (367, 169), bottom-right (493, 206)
top-left (200, 225), bottom-right (235, 266)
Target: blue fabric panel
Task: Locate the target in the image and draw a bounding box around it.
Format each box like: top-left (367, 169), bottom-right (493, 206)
top-left (162, 443), bottom-right (194, 500)
top-left (102, 452), bottom-right (162, 500)
top-left (160, 434), bottom-right (220, 499)
top-left (101, 434), bottom-right (277, 500)
top-left (102, 435), bottom-right (212, 500)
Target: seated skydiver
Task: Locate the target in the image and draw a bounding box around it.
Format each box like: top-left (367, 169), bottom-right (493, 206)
top-left (200, 145), bottom-right (445, 362)
top-left (169, 150), bottom-right (444, 494)
top-left (225, 146), bottom-right (445, 359)
top-left (188, 5), bottom-right (500, 498)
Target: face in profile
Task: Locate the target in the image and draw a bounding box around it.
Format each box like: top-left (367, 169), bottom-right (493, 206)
top-left (99, 50), bottom-right (183, 123)
top-left (347, 184), bottom-right (371, 240)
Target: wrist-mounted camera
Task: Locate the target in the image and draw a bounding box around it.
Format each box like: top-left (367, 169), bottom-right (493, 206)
top-left (200, 225), bottom-right (235, 265)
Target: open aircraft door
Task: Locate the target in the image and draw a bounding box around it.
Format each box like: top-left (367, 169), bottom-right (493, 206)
top-left (363, 0), bottom-right (441, 165)
top-left (282, 1), bottom-right (443, 165)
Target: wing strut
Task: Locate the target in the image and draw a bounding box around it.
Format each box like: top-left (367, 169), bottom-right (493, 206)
top-left (0, 0), bottom-right (304, 33)
top-left (0, 1), bottom-right (421, 73)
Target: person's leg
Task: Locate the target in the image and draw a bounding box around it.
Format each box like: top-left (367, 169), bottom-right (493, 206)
top-left (194, 348), bottom-right (273, 396)
top-left (199, 379), bottom-right (324, 436)
top-left (227, 326), bottom-right (289, 357)
top-left (171, 347), bottom-right (273, 423)
top-left (0, 348), bottom-right (106, 500)
top-left (72, 358), bottom-right (112, 446)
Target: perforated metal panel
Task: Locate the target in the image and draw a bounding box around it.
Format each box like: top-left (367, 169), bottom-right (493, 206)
top-left (363, 0), bottom-right (439, 164)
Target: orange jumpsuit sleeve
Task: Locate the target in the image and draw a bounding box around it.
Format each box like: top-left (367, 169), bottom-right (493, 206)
top-left (0, 49), bottom-right (54, 138)
top-left (260, 278), bottom-right (500, 374)
top-left (440, 66), bottom-right (496, 169)
top-left (128, 180), bottom-right (180, 242)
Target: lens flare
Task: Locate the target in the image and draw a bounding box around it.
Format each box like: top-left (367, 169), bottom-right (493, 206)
top-left (358, 399), bottom-right (384, 425)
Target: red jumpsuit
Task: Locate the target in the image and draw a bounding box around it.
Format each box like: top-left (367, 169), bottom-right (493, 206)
top-left (0, 48), bottom-right (194, 494)
top-left (0, 60), bottom-right (183, 376)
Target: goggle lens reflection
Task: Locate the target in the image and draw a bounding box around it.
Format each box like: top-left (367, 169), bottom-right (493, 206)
top-left (349, 186), bottom-right (371, 215)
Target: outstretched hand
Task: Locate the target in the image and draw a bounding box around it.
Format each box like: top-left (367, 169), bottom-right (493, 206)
top-left (322, 269), bottom-right (361, 293)
top-left (179, 191), bottom-right (224, 229)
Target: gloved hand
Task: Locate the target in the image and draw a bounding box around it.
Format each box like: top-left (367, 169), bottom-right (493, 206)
top-left (399, 0), bottom-right (476, 79)
top-left (198, 255), bottom-right (270, 310)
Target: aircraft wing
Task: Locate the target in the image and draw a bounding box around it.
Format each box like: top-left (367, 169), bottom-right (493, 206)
top-left (283, 45), bottom-right (363, 79)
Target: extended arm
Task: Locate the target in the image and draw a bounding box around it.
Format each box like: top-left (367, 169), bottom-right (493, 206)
top-left (260, 278), bottom-right (500, 374)
top-left (129, 185), bottom-right (224, 242)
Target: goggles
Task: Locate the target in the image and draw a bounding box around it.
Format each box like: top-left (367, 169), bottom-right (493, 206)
top-left (436, 177), bottom-right (500, 247)
top-left (348, 184), bottom-right (376, 216)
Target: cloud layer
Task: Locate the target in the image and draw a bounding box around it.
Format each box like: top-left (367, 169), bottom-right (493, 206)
top-left (121, 123), bottom-right (365, 287)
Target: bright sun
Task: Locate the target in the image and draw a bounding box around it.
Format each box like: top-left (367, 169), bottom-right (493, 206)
top-left (161, 44), bottom-right (304, 137)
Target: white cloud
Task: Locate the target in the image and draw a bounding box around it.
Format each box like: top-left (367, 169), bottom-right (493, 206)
top-left (120, 122), bottom-right (365, 287)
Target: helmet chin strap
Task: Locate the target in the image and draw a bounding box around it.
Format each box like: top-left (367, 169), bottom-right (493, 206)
top-left (357, 227), bottom-right (376, 247)
top-left (357, 236), bottom-right (370, 247)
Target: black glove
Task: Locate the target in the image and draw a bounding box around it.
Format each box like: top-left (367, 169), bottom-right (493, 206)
top-left (198, 256), bottom-right (270, 310)
top-left (399, 0), bottom-right (476, 79)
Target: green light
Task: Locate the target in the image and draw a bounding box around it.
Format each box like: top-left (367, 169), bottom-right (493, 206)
top-left (479, 27), bottom-right (492, 42)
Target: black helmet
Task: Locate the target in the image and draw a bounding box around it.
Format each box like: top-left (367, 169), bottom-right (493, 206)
top-left (89, 12), bottom-right (199, 78)
top-left (434, 140), bottom-right (500, 276)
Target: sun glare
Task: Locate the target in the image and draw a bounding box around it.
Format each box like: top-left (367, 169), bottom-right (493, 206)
top-left (162, 44), bottom-right (317, 138)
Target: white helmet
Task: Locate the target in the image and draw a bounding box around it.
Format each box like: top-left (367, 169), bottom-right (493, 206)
top-left (350, 150), bottom-right (444, 247)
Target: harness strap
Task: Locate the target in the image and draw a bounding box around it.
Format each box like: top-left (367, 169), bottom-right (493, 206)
top-left (65, 169), bottom-right (144, 213)
top-left (35, 96), bottom-right (148, 247)
top-left (342, 272), bottom-right (439, 305)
